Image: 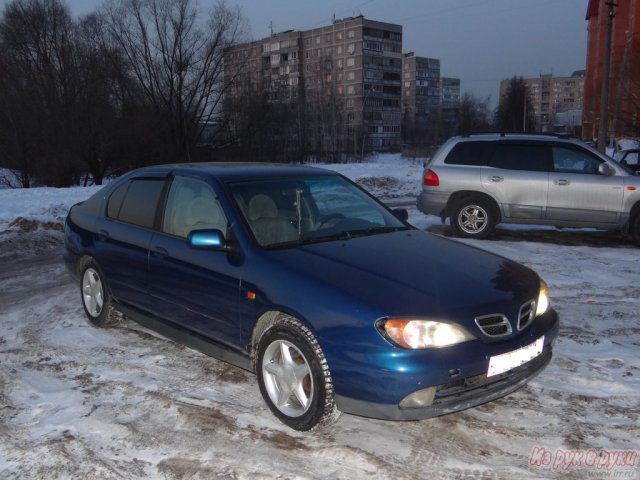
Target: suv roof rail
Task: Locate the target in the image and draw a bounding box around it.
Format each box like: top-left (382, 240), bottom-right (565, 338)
top-left (461, 132), bottom-right (574, 139)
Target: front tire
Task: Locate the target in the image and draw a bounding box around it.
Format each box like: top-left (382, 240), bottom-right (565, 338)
top-left (451, 197), bottom-right (496, 239)
top-left (256, 316), bottom-right (340, 431)
top-left (80, 261), bottom-right (119, 327)
top-left (631, 214), bottom-right (640, 246)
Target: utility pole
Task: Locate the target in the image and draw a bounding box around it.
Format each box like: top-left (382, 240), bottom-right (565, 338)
top-left (597, 0), bottom-right (617, 153)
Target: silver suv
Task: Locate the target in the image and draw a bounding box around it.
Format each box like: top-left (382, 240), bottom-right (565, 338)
top-left (416, 133), bottom-right (640, 244)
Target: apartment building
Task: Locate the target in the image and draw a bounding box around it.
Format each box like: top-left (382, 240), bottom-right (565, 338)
top-left (224, 16), bottom-right (403, 154)
top-left (402, 54), bottom-right (440, 123)
top-left (401, 53), bottom-right (460, 144)
top-left (499, 72), bottom-right (585, 130)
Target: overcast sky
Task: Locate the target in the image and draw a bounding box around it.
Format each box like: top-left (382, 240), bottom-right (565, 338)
top-left (1, 0), bottom-right (589, 107)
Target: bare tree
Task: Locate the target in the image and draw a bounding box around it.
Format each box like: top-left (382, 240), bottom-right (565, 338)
top-left (103, 0), bottom-right (245, 162)
top-left (0, 0), bottom-right (79, 187)
top-left (458, 92), bottom-right (493, 135)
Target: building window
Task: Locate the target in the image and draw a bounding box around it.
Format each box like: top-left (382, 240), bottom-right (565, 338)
top-left (337, 59), bottom-right (343, 68)
top-left (348, 43), bottom-right (356, 54)
top-left (336, 32), bottom-right (343, 40)
top-left (347, 71), bottom-right (355, 81)
top-left (316, 36), bottom-right (321, 44)
top-left (325, 33), bottom-right (331, 42)
top-left (346, 57), bottom-right (355, 67)
top-left (337, 45), bottom-right (343, 55)
top-left (347, 98), bottom-right (354, 108)
top-left (347, 30), bottom-right (355, 39)
top-left (347, 85), bottom-right (355, 95)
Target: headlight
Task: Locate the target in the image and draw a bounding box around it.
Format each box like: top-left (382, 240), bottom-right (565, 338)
top-left (378, 318), bottom-right (476, 349)
top-left (536, 280), bottom-right (550, 316)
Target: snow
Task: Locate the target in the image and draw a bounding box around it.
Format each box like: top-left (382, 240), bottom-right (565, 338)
top-left (1, 154), bottom-right (639, 479)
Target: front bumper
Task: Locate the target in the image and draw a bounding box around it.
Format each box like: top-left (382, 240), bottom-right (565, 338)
top-left (331, 307), bottom-right (559, 421)
top-left (336, 344), bottom-right (552, 421)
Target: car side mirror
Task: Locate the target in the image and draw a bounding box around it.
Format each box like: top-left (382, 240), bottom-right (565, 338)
top-left (188, 229), bottom-right (237, 253)
top-left (598, 163), bottom-right (615, 176)
top-left (392, 208), bottom-right (409, 222)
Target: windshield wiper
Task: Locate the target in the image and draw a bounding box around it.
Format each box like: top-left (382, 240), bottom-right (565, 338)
top-left (266, 226), bottom-right (409, 249)
top-left (343, 226), bottom-right (410, 238)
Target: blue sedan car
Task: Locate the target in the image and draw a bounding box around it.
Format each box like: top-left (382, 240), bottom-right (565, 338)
top-left (64, 163), bottom-right (559, 431)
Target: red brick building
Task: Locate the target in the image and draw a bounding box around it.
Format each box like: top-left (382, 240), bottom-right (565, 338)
top-left (582, 0), bottom-right (640, 141)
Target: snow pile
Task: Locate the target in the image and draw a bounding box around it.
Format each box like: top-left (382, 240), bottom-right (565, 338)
top-left (0, 185), bottom-right (103, 227)
top-left (315, 153), bottom-right (425, 201)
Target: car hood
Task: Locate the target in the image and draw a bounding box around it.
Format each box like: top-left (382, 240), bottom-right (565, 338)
top-left (268, 230), bottom-right (540, 333)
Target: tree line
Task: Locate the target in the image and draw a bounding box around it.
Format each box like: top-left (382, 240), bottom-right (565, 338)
top-left (0, 0), bottom-right (532, 188)
top-left (0, 0), bottom-right (243, 187)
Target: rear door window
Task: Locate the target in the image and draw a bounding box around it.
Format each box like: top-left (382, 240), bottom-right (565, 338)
top-left (107, 178), bottom-right (165, 229)
top-left (490, 143), bottom-right (551, 172)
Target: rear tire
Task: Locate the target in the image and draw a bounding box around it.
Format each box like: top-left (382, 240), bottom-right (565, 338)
top-left (256, 316), bottom-right (341, 431)
top-left (80, 261), bottom-right (119, 328)
top-left (450, 197), bottom-right (496, 239)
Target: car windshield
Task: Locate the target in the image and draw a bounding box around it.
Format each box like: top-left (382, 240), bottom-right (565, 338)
top-left (226, 175), bottom-right (410, 248)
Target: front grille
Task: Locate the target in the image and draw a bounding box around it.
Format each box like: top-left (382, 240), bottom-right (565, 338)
top-left (518, 300), bottom-right (536, 330)
top-left (474, 314), bottom-right (512, 337)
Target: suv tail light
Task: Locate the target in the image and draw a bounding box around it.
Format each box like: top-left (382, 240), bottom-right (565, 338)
top-left (423, 169), bottom-right (439, 186)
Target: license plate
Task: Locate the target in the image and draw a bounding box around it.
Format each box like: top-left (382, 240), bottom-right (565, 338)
top-left (487, 336), bottom-right (544, 377)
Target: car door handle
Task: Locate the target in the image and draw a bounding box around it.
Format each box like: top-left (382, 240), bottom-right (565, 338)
top-left (489, 176), bottom-right (504, 182)
top-left (97, 229), bottom-right (110, 239)
top-left (152, 246), bottom-right (169, 257)
top-left (554, 179), bottom-right (570, 186)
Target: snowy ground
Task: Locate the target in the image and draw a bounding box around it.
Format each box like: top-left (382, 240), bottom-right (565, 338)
top-left (1, 155), bottom-right (639, 479)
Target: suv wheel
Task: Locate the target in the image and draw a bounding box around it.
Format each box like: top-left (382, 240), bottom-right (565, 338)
top-left (631, 214), bottom-right (640, 245)
top-left (451, 197), bottom-right (495, 239)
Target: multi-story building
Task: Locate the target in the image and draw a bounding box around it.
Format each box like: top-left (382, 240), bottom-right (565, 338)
top-left (402, 54), bottom-right (441, 123)
top-left (401, 53), bottom-right (460, 144)
top-left (499, 72), bottom-right (585, 130)
top-left (583, 0), bottom-right (640, 140)
top-left (224, 16), bottom-right (403, 154)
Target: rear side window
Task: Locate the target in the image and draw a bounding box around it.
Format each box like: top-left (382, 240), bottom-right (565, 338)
top-left (444, 142), bottom-right (494, 166)
top-left (490, 143), bottom-right (551, 172)
top-left (107, 179), bottom-right (164, 229)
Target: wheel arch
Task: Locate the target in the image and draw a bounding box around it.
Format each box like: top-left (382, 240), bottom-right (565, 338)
top-left (250, 310), bottom-right (306, 371)
top-left (630, 200), bottom-right (640, 226)
top-left (446, 190), bottom-right (502, 224)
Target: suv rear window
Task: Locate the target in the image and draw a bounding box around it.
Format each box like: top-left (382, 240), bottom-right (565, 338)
top-left (444, 142), bottom-right (493, 166)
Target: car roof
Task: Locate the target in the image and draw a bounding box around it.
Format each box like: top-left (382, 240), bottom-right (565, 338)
top-left (456, 133), bottom-right (576, 142)
top-left (125, 162), bottom-right (337, 181)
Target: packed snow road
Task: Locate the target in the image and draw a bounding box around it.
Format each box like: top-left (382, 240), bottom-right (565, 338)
top-left (1, 155), bottom-right (639, 479)
top-left (1, 212), bottom-right (638, 479)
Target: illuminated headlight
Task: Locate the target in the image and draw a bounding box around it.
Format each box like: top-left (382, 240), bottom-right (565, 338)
top-left (536, 280), bottom-right (550, 317)
top-left (378, 318), bottom-right (476, 349)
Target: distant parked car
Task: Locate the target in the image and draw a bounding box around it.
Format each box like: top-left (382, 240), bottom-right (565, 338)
top-left (417, 133), bottom-right (640, 244)
top-left (615, 149), bottom-right (640, 173)
top-left (64, 163), bottom-right (558, 430)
